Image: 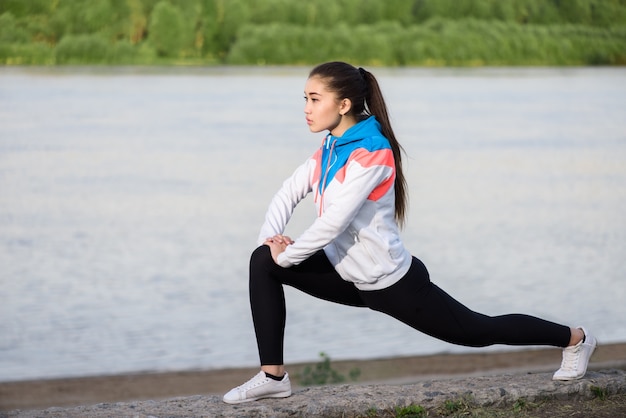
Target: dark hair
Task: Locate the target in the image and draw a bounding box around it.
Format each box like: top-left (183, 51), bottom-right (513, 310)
top-left (309, 61), bottom-right (408, 227)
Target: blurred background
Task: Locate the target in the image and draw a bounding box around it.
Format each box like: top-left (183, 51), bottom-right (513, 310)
top-left (1, 0), bottom-right (625, 384)
top-left (1, 0), bottom-right (625, 66)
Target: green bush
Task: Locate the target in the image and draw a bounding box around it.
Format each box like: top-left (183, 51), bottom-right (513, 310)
top-left (108, 39), bottom-right (136, 64)
top-left (203, 0), bottom-right (250, 59)
top-left (297, 352), bottom-right (360, 386)
top-left (55, 33), bottom-right (110, 64)
top-left (82, 0), bottom-right (116, 34)
top-left (0, 12), bottom-right (29, 43)
top-left (148, 1), bottom-right (184, 57)
top-left (0, 42), bottom-right (54, 65)
top-left (0, 0), bottom-right (51, 17)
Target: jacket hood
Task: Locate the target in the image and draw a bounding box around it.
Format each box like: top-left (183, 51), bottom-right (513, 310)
top-left (327, 115), bottom-right (382, 146)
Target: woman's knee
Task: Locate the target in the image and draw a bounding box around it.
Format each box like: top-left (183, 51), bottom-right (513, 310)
top-left (250, 245), bottom-right (274, 271)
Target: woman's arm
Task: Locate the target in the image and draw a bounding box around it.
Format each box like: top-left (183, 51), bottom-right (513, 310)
top-left (257, 158), bottom-right (316, 245)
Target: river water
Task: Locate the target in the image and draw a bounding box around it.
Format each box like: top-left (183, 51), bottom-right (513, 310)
top-left (1, 66), bottom-right (625, 382)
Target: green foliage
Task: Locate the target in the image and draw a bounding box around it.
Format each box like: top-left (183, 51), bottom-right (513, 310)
top-left (0, 12), bottom-right (28, 43)
top-left (0, 42), bottom-right (54, 65)
top-left (591, 385), bottom-right (609, 400)
top-left (0, 0), bottom-right (51, 17)
top-left (394, 404), bottom-right (427, 418)
top-left (48, 0), bottom-right (118, 37)
top-left (512, 398), bottom-right (528, 412)
top-left (0, 0), bottom-right (625, 66)
top-left (365, 406), bottom-right (380, 417)
top-left (297, 352), bottom-right (361, 386)
top-left (227, 18), bottom-right (626, 66)
top-left (55, 34), bottom-right (110, 64)
top-left (436, 395), bottom-right (477, 416)
top-left (108, 39), bottom-right (138, 64)
top-left (411, 0), bottom-right (626, 25)
top-left (148, 1), bottom-right (184, 57)
top-left (209, 0), bottom-right (250, 59)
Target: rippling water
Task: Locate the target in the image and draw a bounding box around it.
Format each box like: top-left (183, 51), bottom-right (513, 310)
top-left (1, 66), bottom-right (625, 382)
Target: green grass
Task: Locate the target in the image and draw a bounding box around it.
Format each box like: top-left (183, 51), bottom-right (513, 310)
top-left (353, 392), bottom-right (626, 417)
top-left (395, 404), bottom-right (427, 418)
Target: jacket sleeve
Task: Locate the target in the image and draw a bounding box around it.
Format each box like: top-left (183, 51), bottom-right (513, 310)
top-left (257, 157), bottom-right (316, 245)
top-left (277, 148), bottom-right (394, 267)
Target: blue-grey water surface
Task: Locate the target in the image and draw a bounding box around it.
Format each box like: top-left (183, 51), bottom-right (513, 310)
top-left (1, 66), bottom-right (625, 382)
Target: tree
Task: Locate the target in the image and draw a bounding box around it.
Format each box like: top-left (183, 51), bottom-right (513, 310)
top-left (148, 1), bottom-right (184, 57)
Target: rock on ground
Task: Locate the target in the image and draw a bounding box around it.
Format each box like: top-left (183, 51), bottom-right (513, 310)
top-left (4, 369), bottom-right (625, 418)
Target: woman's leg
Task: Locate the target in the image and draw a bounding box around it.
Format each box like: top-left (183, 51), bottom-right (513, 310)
top-left (249, 245), bottom-right (365, 367)
top-left (224, 246), bottom-right (366, 404)
top-left (359, 257), bottom-right (572, 348)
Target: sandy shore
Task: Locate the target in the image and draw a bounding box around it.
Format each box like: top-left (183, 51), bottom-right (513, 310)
top-left (2, 342), bottom-right (625, 412)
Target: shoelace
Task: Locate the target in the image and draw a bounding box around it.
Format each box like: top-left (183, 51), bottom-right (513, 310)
top-left (237, 372), bottom-right (269, 391)
top-left (560, 343), bottom-right (581, 370)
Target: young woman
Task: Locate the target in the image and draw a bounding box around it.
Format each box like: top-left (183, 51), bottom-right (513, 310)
top-left (222, 62), bottom-right (596, 404)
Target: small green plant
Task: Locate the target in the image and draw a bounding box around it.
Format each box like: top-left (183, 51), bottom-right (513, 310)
top-left (439, 396), bottom-right (474, 415)
top-left (395, 404), bottom-right (427, 418)
top-left (297, 352), bottom-right (361, 386)
top-left (365, 406), bottom-right (379, 417)
top-left (591, 385), bottom-right (609, 400)
top-left (512, 398), bottom-right (527, 412)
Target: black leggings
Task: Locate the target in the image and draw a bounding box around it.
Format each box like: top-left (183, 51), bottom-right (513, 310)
top-left (249, 245), bottom-right (571, 365)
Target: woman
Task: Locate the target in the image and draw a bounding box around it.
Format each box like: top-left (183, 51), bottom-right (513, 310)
top-left (223, 62), bottom-right (596, 404)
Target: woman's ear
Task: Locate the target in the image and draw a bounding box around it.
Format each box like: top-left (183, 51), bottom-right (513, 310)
top-left (339, 98), bottom-right (352, 116)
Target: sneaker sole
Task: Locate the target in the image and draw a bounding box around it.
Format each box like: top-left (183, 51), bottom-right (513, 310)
top-left (223, 390), bottom-right (292, 404)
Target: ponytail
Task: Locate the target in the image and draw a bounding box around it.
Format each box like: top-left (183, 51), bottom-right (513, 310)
top-left (359, 68), bottom-right (408, 228)
top-left (309, 62), bottom-right (408, 227)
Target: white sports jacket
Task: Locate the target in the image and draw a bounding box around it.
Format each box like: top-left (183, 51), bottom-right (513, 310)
top-left (258, 116), bottom-right (412, 290)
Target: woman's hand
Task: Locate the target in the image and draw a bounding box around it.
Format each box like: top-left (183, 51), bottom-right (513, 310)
top-left (263, 235), bottom-right (294, 263)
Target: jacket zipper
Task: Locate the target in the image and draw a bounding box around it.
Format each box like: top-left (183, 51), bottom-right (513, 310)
top-left (318, 137), bottom-right (336, 217)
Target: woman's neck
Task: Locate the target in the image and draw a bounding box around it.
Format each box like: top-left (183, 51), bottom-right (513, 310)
top-left (330, 115), bottom-right (357, 137)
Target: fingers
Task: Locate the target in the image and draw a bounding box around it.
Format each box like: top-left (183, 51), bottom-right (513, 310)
top-left (263, 235), bottom-right (294, 264)
top-left (265, 234), bottom-right (294, 245)
top-left (263, 238), bottom-right (289, 264)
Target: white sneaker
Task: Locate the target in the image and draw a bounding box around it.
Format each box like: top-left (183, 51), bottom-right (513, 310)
top-left (553, 326), bottom-right (597, 381)
top-left (223, 371), bottom-right (291, 404)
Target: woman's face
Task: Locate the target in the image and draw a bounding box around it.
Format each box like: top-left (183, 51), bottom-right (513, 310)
top-left (304, 76), bottom-right (351, 136)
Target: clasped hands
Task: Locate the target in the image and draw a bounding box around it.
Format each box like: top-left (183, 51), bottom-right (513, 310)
top-left (263, 234), bottom-right (294, 263)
